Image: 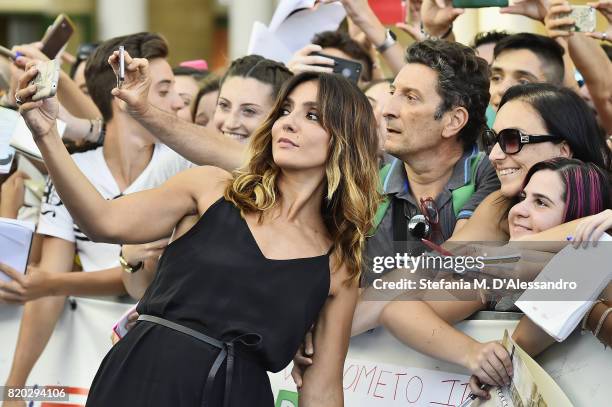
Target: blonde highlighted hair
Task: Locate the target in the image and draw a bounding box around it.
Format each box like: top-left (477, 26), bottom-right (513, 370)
top-left (225, 72), bottom-right (381, 281)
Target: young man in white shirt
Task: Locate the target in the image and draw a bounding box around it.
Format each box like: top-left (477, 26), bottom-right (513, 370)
top-left (1, 32), bottom-right (190, 402)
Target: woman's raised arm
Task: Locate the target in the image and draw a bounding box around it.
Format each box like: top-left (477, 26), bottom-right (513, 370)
top-left (16, 63), bottom-right (227, 244)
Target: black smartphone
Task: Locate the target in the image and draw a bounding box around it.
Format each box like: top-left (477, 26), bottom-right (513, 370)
top-left (311, 51), bottom-right (362, 84)
top-left (40, 14), bottom-right (75, 59)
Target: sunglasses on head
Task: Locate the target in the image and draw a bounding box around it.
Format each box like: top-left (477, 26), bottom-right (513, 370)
top-left (483, 128), bottom-right (564, 155)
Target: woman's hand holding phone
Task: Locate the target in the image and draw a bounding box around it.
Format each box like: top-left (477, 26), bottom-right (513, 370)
top-left (15, 61), bottom-right (59, 140)
top-left (586, 1), bottom-right (612, 42)
top-left (108, 49), bottom-right (152, 118)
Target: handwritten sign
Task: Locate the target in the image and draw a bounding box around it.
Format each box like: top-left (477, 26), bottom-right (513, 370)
top-left (270, 359), bottom-right (472, 406)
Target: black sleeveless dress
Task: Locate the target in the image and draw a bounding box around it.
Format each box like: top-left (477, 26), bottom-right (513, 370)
top-left (85, 198), bottom-right (331, 406)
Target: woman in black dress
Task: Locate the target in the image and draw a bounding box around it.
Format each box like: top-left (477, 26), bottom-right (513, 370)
top-left (17, 61), bottom-right (380, 406)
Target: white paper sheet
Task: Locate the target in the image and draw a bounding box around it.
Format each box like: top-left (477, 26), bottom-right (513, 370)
top-left (274, 2), bottom-right (346, 55)
top-left (0, 107), bottom-right (20, 173)
top-left (17, 155), bottom-right (46, 224)
top-left (269, 0), bottom-right (316, 32)
top-left (516, 233), bottom-right (612, 341)
top-left (247, 21), bottom-right (294, 63)
top-left (10, 117), bottom-right (66, 160)
top-left (248, 0), bottom-right (345, 64)
top-left (0, 217), bottom-right (35, 282)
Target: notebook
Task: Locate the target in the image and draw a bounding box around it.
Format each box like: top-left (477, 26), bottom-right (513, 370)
top-left (515, 233), bottom-right (612, 341)
top-left (0, 217), bottom-right (35, 282)
top-left (470, 330), bottom-right (572, 407)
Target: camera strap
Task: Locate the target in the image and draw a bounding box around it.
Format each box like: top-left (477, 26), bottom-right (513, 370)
top-left (392, 197), bottom-right (408, 242)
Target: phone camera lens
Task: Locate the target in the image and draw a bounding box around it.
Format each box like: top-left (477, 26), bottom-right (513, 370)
top-left (341, 68), bottom-right (351, 78)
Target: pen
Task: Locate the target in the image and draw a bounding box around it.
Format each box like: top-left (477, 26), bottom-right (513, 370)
top-left (458, 383), bottom-right (489, 407)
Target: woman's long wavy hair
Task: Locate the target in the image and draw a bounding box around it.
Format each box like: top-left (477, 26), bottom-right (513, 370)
top-left (224, 72), bottom-right (381, 281)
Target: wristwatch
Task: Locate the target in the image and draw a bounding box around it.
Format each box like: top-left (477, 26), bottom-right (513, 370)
top-left (119, 250), bottom-right (143, 274)
top-left (376, 29), bottom-right (397, 53)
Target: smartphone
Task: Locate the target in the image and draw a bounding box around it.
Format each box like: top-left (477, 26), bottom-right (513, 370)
top-left (112, 304), bottom-right (138, 340)
top-left (30, 59), bottom-right (60, 101)
top-left (557, 5), bottom-right (596, 32)
top-left (368, 0), bottom-right (406, 25)
top-left (40, 14), bottom-right (75, 59)
top-left (311, 52), bottom-right (362, 83)
top-left (452, 0), bottom-right (508, 8)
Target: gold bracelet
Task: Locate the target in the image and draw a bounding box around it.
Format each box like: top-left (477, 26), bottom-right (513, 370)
top-left (119, 251), bottom-right (143, 274)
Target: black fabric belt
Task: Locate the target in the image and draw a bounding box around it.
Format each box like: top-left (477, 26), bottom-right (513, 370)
top-left (138, 314), bottom-right (262, 407)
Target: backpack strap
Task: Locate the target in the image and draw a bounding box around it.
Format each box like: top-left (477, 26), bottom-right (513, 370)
top-left (368, 163), bottom-right (393, 236)
top-left (451, 151), bottom-right (485, 217)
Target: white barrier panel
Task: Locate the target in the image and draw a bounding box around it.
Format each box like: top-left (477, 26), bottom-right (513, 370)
top-left (269, 359), bottom-right (472, 406)
top-left (1, 298), bottom-right (611, 406)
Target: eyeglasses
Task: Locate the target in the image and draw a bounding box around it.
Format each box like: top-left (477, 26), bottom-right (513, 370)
top-left (420, 197), bottom-right (439, 226)
top-left (483, 128), bottom-right (564, 155)
top-left (419, 197), bottom-right (442, 242)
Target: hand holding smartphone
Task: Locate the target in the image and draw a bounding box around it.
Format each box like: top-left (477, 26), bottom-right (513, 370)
top-left (310, 51), bottom-right (362, 83)
top-left (29, 59), bottom-right (60, 101)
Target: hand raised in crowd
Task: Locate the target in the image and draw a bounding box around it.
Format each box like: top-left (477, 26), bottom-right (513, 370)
top-left (287, 44), bottom-right (335, 75)
top-left (12, 42), bottom-right (49, 63)
top-left (587, 1), bottom-right (612, 42)
top-left (571, 209), bottom-right (612, 248)
top-left (121, 238), bottom-right (169, 266)
top-left (500, 0), bottom-right (550, 22)
top-left (0, 263), bottom-right (57, 304)
top-left (544, 0), bottom-right (575, 39)
top-left (290, 326), bottom-right (314, 388)
top-left (15, 61), bottom-right (59, 138)
top-left (107, 49), bottom-right (152, 117)
top-left (465, 340), bottom-right (513, 393)
top-left (420, 0), bottom-right (464, 38)
top-left (396, 0), bottom-right (426, 42)
top-left (0, 171), bottom-right (30, 219)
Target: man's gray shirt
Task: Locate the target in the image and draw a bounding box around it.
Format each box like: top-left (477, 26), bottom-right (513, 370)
top-left (362, 146), bottom-right (500, 285)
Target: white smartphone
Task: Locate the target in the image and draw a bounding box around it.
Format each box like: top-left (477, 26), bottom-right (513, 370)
top-left (557, 5), bottom-right (596, 33)
top-left (30, 59), bottom-right (60, 102)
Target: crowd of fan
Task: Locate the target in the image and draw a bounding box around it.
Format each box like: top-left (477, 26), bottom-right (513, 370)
top-left (0, 0), bottom-right (611, 403)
